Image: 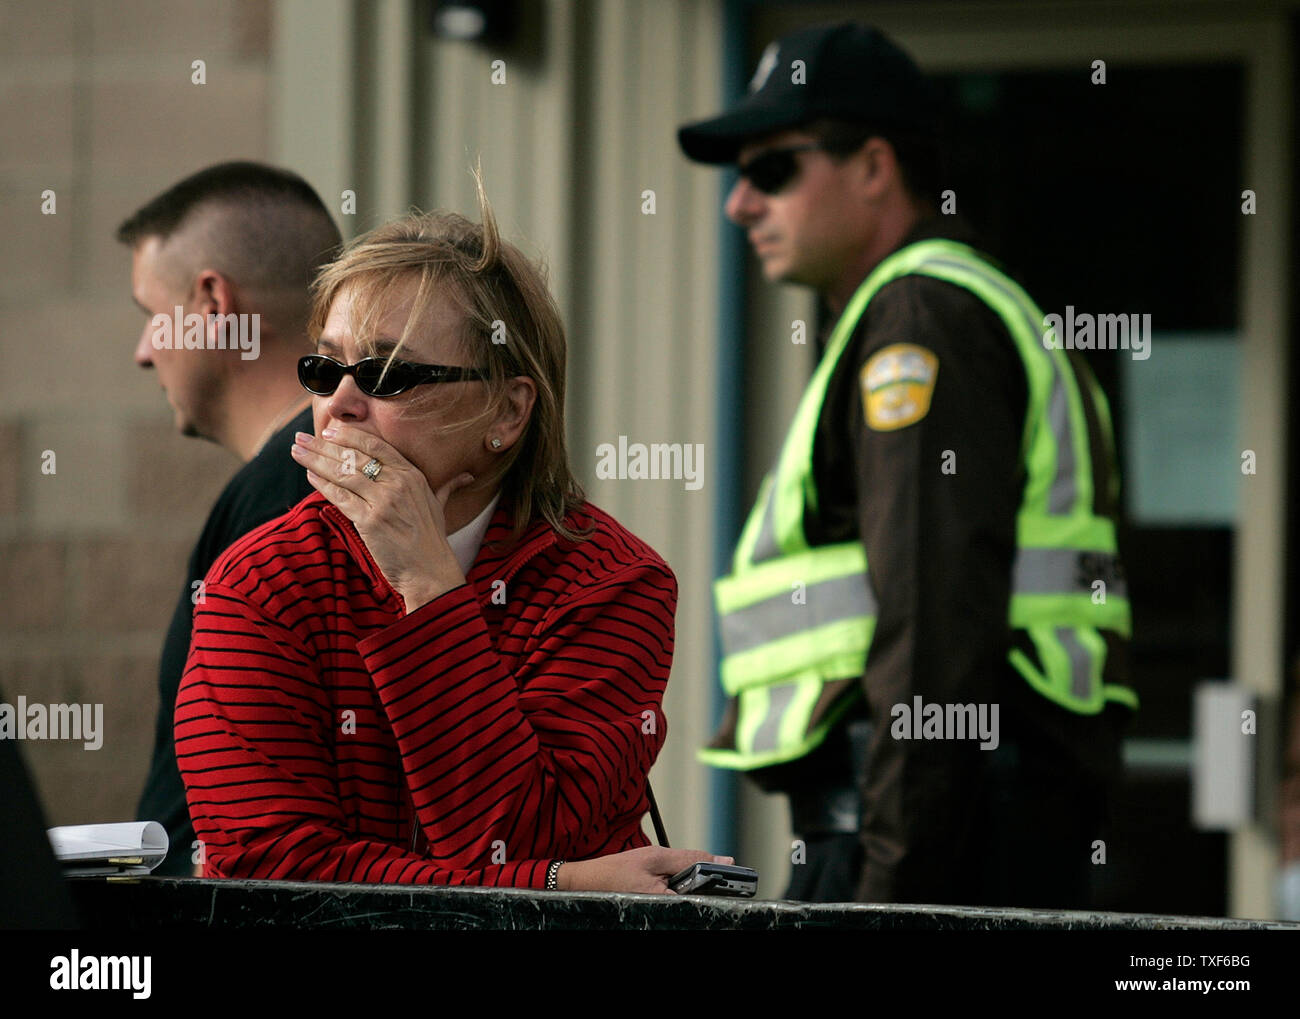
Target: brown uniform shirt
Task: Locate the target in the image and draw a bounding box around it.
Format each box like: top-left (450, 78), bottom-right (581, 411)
top-left (772, 218), bottom-right (1130, 902)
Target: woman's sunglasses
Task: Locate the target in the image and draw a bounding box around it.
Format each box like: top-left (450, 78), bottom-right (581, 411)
top-left (298, 354), bottom-right (485, 398)
top-left (736, 143), bottom-right (822, 195)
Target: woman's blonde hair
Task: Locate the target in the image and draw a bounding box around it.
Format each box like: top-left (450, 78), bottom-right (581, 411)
top-left (307, 174), bottom-right (585, 541)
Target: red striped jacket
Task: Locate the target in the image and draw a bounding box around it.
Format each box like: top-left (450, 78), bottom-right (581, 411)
top-left (175, 491), bottom-right (675, 888)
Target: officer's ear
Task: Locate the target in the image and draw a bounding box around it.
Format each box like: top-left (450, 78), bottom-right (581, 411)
top-left (857, 137), bottom-right (901, 196)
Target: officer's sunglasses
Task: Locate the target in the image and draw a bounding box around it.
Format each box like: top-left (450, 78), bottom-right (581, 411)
top-left (736, 144), bottom-right (822, 195)
top-left (298, 353), bottom-right (485, 398)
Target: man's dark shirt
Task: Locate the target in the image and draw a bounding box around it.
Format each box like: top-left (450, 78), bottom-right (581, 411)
top-left (136, 408), bottom-right (314, 875)
top-left (767, 218), bottom-right (1129, 903)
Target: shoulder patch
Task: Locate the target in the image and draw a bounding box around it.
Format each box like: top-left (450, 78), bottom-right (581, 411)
top-left (860, 343), bottom-right (939, 431)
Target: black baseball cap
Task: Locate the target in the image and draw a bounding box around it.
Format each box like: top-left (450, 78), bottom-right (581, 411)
top-left (678, 22), bottom-right (938, 165)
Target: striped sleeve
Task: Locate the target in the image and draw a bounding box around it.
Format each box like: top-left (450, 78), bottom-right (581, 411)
top-left (358, 556), bottom-right (676, 867)
top-left (175, 585), bottom-right (554, 887)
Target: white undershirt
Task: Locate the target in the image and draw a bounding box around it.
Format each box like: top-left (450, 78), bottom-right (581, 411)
top-left (446, 493), bottom-right (500, 575)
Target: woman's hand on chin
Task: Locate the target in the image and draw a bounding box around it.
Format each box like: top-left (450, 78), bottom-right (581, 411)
top-left (292, 424), bottom-right (477, 612)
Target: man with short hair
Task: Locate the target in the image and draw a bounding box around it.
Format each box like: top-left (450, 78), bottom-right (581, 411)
top-left (120, 162), bottom-right (341, 875)
top-left (680, 22), bottom-right (1133, 907)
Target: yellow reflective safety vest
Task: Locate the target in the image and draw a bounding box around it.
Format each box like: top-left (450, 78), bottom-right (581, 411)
top-left (702, 239), bottom-right (1135, 772)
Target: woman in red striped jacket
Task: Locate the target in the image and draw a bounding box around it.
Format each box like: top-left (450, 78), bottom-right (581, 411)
top-left (175, 180), bottom-right (726, 892)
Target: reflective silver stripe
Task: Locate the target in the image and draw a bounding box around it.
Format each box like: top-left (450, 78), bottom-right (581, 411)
top-left (922, 257), bottom-right (1078, 515)
top-left (1013, 547), bottom-right (1128, 601)
top-left (1047, 377), bottom-right (1076, 514)
top-left (751, 478), bottom-right (779, 563)
top-left (1057, 627), bottom-right (1094, 702)
top-left (750, 682), bottom-right (797, 754)
top-left (720, 572), bottom-right (878, 657)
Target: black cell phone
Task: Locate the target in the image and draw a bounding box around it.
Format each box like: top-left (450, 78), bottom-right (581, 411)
top-left (668, 862), bottom-right (758, 897)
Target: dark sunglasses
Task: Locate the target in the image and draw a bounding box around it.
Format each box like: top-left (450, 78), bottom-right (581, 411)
top-left (736, 144), bottom-right (822, 195)
top-left (298, 354), bottom-right (485, 397)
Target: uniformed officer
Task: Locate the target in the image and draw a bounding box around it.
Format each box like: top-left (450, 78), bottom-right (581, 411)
top-left (678, 22), bottom-right (1134, 906)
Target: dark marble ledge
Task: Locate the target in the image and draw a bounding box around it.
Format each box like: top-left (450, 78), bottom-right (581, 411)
top-left (67, 877), bottom-right (1300, 931)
